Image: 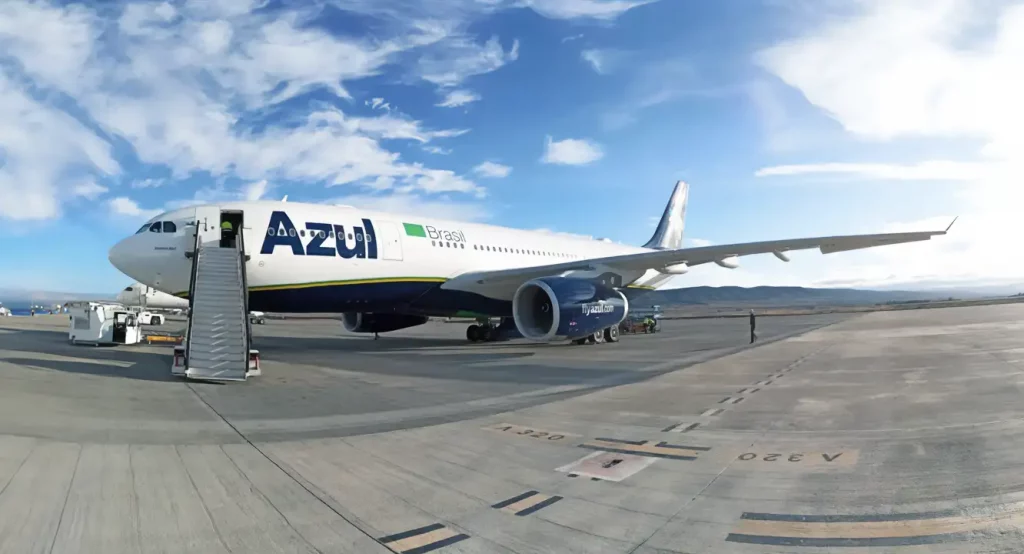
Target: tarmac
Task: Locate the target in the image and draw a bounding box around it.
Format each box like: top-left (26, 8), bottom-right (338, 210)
top-left (1, 305), bottom-right (1023, 553)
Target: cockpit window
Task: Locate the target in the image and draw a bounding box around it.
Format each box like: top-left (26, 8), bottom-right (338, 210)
top-left (149, 222), bottom-right (162, 233)
top-left (136, 224), bottom-right (150, 234)
top-left (163, 221), bottom-right (177, 233)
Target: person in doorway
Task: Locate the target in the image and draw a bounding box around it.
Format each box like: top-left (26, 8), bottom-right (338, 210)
top-left (749, 309), bottom-right (757, 344)
top-left (220, 219), bottom-right (235, 248)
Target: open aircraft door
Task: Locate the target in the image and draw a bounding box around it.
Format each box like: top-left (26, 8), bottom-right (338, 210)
top-left (193, 206), bottom-right (223, 247)
top-left (377, 221), bottom-right (404, 261)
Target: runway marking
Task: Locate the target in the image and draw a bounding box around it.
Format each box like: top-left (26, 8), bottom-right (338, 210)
top-left (492, 491), bottom-right (563, 516)
top-left (726, 507), bottom-right (1024, 547)
top-left (748, 388), bottom-right (760, 394)
top-left (579, 438), bottom-right (711, 461)
top-left (736, 388), bottom-right (749, 394)
top-left (379, 523), bottom-right (469, 554)
top-left (730, 450), bottom-right (859, 469)
top-left (557, 451), bottom-right (657, 481)
top-left (701, 408), bottom-right (724, 417)
top-left (482, 423), bottom-right (578, 442)
top-left (731, 397), bottom-right (744, 405)
top-left (718, 397), bottom-right (733, 404)
top-left (663, 422), bottom-right (700, 433)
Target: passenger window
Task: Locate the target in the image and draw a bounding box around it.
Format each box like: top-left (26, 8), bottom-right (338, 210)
top-left (149, 222), bottom-right (162, 233)
top-left (163, 221), bottom-right (177, 233)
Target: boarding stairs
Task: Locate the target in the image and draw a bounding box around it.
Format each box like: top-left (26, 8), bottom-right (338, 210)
top-left (180, 227), bottom-right (256, 381)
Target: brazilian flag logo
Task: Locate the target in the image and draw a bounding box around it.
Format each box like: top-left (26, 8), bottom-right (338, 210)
top-left (403, 223), bottom-right (426, 237)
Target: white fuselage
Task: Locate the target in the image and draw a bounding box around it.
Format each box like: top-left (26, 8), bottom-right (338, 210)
top-left (108, 201), bottom-right (672, 316)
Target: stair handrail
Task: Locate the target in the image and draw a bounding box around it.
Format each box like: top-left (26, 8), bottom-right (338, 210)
top-left (236, 225), bottom-right (253, 362)
top-left (184, 223), bottom-right (202, 365)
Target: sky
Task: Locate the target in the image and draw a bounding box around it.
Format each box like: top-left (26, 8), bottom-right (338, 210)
top-left (0, 0), bottom-right (1022, 294)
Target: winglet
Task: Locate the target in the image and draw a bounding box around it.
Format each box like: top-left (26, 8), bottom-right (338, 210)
top-left (644, 181), bottom-right (688, 250)
top-left (945, 216), bottom-right (958, 233)
top-left (281, 195), bottom-right (289, 203)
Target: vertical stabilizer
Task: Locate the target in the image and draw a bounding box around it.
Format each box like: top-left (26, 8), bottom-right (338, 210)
top-left (643, 181), bottom-right (688, 250)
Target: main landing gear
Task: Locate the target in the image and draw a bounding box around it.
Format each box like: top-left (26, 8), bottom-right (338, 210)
top-left (572, 325), bottom-right (620, 346)
top-left (466, 323), bottom-right (496, 342)
top-left (467, 317), bottom-right (512, 343)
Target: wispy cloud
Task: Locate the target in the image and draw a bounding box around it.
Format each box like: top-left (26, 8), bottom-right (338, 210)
top-left (521, 0), bottom-right (658, 20)
top-left (417, 36), bottom-right (519, 88)
top-left (71, 179), bottom-right (108, 200)
top-left (755, 161), bottom-right (995, 182)
top-left (108, 197), bottom-right (160, 220)
top-left (473, 161), bottom-right (512, 178)
top-left (580, 48), bottom-right (624, 74)
top-left (328, 192), bottom-right (491, 222)
top-left (423, 146), bottom-right (452, 155)
top-left (437, 89), bottom-right (481, 108)
top-left (541, 136), bottom-right (604, 165)
top-left (562, 33), bottom-right (585, 43)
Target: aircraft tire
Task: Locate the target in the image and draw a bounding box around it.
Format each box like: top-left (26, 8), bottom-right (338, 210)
top-left (467, 325), bottom-right (480, 342)
top-left (604, 325), bottom-right (620, 343)
top-left (589, 331), bottom-right (604, 344)
top-left (480, 325), bottom-right (494, 342)
top-left (573, 337), bottom-right (588, 345)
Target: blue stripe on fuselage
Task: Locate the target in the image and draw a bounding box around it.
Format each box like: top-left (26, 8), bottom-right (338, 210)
top-left (248, 281), bottom-right (512, 317)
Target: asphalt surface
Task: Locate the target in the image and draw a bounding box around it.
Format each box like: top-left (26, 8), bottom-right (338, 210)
top-left (2, 305), bottom-right (1023, 552)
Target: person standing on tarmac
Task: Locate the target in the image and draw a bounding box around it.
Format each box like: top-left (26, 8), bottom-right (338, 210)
top-left (749, 309), bottom-right (757, 344)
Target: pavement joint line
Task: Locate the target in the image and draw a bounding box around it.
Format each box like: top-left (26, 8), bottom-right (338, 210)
top-left (180, 382), bottom-right (391, 552)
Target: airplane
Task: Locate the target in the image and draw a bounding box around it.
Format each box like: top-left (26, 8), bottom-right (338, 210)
top-left (107, 181), bottom-right (953, 345)
top-left (117, 282), bottom-right (190, 311)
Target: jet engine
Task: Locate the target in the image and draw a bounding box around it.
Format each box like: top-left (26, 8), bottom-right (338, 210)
top-left (512, 277), bottom-right (628, 341)
top-left (342, 312), bottom-right (428, 334)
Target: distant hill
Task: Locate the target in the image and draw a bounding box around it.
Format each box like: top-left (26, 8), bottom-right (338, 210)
top-left (0, 288), bottom-right (114, 306)
top-left (634, 286), bottom-right (952, 307)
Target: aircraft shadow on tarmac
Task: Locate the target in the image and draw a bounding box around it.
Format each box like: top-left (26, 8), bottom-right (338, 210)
top-left (0, 328), bottom-right (178, 383)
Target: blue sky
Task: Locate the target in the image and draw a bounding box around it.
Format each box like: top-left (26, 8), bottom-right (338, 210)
top-left (1, 0), bottom-right (1021, 294)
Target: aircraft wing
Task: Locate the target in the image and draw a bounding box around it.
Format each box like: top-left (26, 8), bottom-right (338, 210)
top-left (442, 221), bottom-right (954, 297)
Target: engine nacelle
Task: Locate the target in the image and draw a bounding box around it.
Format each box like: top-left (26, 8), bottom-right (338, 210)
top-left (342, 312), bottom-right (428, 334)
top-left (660, 262), bottom-right (689, 275)
top-left (512, 277), bottom-right (628, 342)
top-left (715, 255), bottom-right (740, 269)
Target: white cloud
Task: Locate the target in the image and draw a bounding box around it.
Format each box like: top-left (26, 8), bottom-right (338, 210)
top-left (328, 192), bottom-right (490, 222)
top-left (532, 228), bottom-right (594, 240)
top-left (755, 161), bottom-right (995, 182)
top-left (685, 238), bottom-right (712, 247)
top-left (541, 136), bottom-right (604, 165)
top-left (130, 178), bottom-right (165, 189)
top-left (365, 97), bottom-right (392, 112)
top-left (756, 0), bottom-right (1024, 158)
top-left (0, 73), bottom-right (118, 221)
top-left (520, 0), bottom-right (656, 20)
top-left (0, 0), bottom-right (486, 221)
top-left (243, 179), bottom-right (271, 201)
top-left (747, 0), bottom-right (1024, 288)
top-left (109, 197), bottom-right (160, 219)
top-left (71, 180), bottom-right (108, 200)
top-left (417, 36), bottom-right (519, 87)
top-left (562, 33), bottom-right (584, 43)
top-left (423, 146), bottom-right (452, 155)
top-left (581, 49), bottom-right (623, 74)
top-left (473, 161), bottom-right (512, 178)
top-left (437, 89), bottom-right (481, 108)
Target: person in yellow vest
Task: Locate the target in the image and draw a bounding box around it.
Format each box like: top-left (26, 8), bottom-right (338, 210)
top-left (220, 219), bottom-right (234, 247)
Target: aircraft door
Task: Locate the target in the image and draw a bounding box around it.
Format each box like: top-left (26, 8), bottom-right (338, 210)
top-left (376, 221), bottom-right (404, 261)
top-left (193, 206), bottom-right (222, 247)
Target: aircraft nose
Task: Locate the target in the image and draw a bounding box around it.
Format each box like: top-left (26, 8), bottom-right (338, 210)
top-left (108, 238), bottom-right (132, 276)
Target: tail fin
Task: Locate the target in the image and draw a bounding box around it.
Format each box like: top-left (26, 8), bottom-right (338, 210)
top-left (643, 180), bottom-right (688, 250)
